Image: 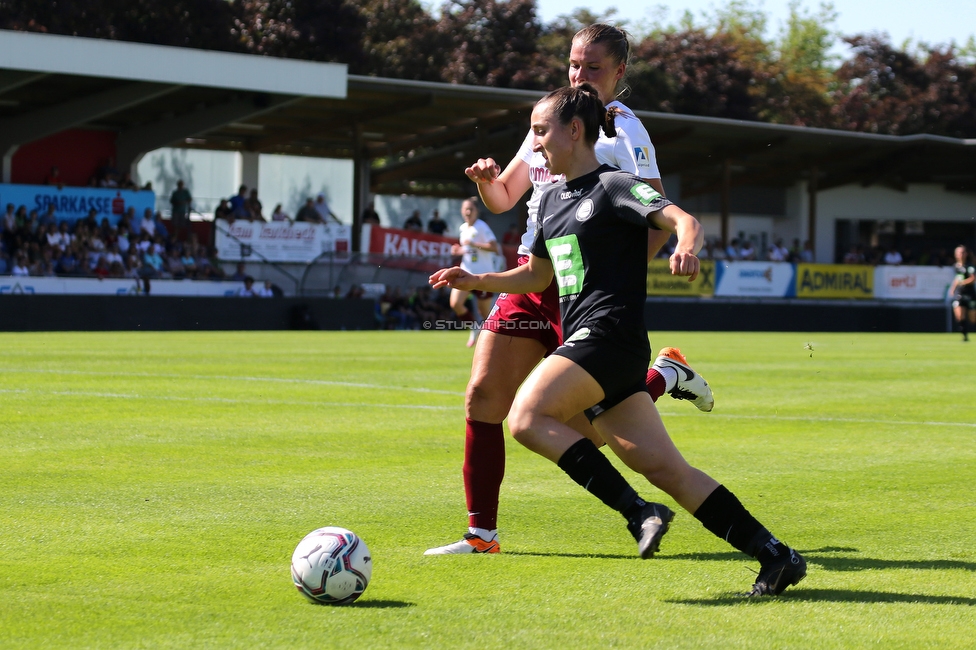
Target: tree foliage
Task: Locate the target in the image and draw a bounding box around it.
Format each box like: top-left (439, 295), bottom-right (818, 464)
top-left (1, 0), bottom-right (974, 136)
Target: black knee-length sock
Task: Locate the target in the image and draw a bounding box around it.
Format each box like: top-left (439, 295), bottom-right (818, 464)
top-left (557, 438), bottom-right (641, 516)
top-left (693, 485), bottom-right (788, 563)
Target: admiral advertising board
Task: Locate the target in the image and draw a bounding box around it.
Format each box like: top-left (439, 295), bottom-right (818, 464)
top-left (0, 183), bottom-right (155, 223)
top-left (796, 264), bottom-right (874, 299)
top-left (714, 261), bottom-right (796, 298)
top-left (215, 219), bottom-right (351, 263)
top-left (646, 259), bottom-right (715, 296)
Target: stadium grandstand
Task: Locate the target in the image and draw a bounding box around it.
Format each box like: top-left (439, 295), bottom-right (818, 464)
top-left (1, 28), bottom-right (975, 332)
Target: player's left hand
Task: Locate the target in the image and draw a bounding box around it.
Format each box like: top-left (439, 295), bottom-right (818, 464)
top-left (429, 266), bottom-right (477, 290)
top-left (669, 251), bottom-right (700, 281)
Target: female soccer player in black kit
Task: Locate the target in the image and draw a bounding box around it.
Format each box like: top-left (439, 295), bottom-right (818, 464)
top-left (430, 85), bottom-right (806, 596)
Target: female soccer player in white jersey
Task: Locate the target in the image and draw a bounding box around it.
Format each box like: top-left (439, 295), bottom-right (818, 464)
top-left (448, 196), bottom-right (499, 348)
top-left (425, 24), bottom-right (712, 559)
top-left (430, 85), bottom-right (806, 596)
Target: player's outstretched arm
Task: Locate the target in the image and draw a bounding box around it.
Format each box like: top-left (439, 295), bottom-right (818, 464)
top-left (430, 255), bottom-right (553, 294)
top-left (465, 157), bottom-right (532, 214)
top-left (650, 204), bottom-right (704, 281)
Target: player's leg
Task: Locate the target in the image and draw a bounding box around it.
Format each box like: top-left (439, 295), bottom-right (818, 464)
top-left (449, 288), bottom-right (476, 323)
top-left (508, 356), bottom-right (673, 558)
top-left (593, 393), bottom-right (806, 596)
top-left (425, 331), bottom-right (544, 555)
top-left (953, 302), bottom-right (968, 341)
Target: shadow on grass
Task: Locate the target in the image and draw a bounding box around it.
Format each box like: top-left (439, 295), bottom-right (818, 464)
top-left (670, 589), bottom-right (976, 606)
top-left (343, 600), bottom-right (414, 609)
top-left (506, 551), bottom-right (635, 560)
top-left (665, 547), bottom-right (976, 573)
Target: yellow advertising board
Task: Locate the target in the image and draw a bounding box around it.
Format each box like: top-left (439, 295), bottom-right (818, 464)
top-left (647, 260), bottom-right (715, 296)
top-left (795, 264), bottom-right (874, 299)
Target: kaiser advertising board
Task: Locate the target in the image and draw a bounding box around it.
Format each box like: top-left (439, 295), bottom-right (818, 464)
top-left (215, 219), bottom-right (351, 263)
top-left (796, 264), bottom-right (873, 299)
top-left (714, 261), bottom-right (796, 297)
top-left (0, 183), bottom-right (155, 223)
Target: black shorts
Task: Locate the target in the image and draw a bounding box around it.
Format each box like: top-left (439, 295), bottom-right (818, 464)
top-left (953, 294), bottom-right (976, 310)
top-left (552, 322), bottom-right (649, 422)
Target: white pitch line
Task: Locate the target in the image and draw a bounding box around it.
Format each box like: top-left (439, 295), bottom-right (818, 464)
top-left (0, 388), bottom-right (456, 410)
top-left (0, 367), bottom-right (466, 396)
top-left (659, 411), bottom-right (976, 429)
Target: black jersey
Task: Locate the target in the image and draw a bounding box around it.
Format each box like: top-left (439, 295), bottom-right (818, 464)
top-left (530, 164), bottom-right (672, 360)
top-left (954, 263), bottom-right (976, 297)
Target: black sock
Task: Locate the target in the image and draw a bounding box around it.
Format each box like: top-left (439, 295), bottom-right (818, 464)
top-left (557, 438), bottom-right (641, 516)
top-left (961, 319), bottom-right (969, 338)
top-left (693, 485), bottom-right (788, 561)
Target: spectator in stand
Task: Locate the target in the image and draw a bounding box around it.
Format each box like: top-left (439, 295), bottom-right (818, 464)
top-left (237, 276), bottom-right (257, 296)
top-left (92, 256), bottom-right (111, 279)
top-left (31, 247), bottom-right (56, 277)
top-left (361, 200), bottom-right (380, 225)
top-left (142, 245), bottom-right (165, 278)
top-left (137, 208), bottom-right (155, 238)
top-left (2, 203), bottom-right (16, 245)
top-left (295, 198), bottom-right (319, 223)
top-left (800, 240), bottom-right (814, 263)
top-left (739, 239), bottom-right (757, 260)
top-left (843, 245), bottom-right (865, 264)
top-left (170, 180), bottom-right (192, 241)
top-left (126, 253), bottom-right (143, 279)
top-left (229, 185), bottom-right (250, 221)
top-left (180, 248), bottom-right (197, 277)
top-left (314, 193), bottom-right (340, 224)
top-left (247, 188), bottom-right (264, 222)
top-left (256, 280), bottom-right (276, 297)
top-left (44, 166), bottom-right (64, 188)
top-left (0, 249), bottom-right (8, 275)
top-left (230, 261), bottom-right (248, 281)
top-left (271, 204), bottom-right (290, 222)
top-left (57, 245), bottom-right (80, 275)
top-left (39, 204), bottom-right (57, 228)
top-left (501, 222), bottom-right (521, 246)
top-left (768, 238), bottom-right (789, 262)
top-left (10, 252), bottom-right (29, 276)
top-left (119, 173), bottom-right (138, 190)
top-left (104, 243), bottom-right (123, 269)
top-left (883, 247), bottom-right (903, 265)
top-left (153, 212), bottom-right (169, 241)
top-left (403, 210), bottom-right (423, 231)
top-left (214, 199), bottom-right (233, 222)
top-left (725, 238), bottom-right (741, 260)
top-left (427, 209), bottom-right (448, 235)
top-left (116, 224), bottom-right (131, 255)
top-left (166, 249), bottom-right (186, 279)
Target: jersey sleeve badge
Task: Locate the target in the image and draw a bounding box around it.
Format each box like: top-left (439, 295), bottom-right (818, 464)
top-left (630, 182), bottom-right (662, 206)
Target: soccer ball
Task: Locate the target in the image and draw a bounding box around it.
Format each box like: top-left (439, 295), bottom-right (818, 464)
top-left (291, 527), bottom-right (372, 604)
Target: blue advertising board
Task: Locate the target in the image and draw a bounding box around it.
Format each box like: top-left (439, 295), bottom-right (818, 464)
top-left (0, 183), bottom-right (156, 224)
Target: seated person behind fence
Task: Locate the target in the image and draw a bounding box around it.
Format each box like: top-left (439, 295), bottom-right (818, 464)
top-left (271, 204), bottom-right (290, 222)
top-left (403, 210), bottom-right (423, 231)
top-left (248, 189), bottom-right (264, 221)
top-left (427, 209), bottom-right (448, 235)
top-left (229, 185), bottom-right (250, 221)
top-left (315, 194), bottom-right (340, 224)
top-left (361, 200), bottom-right (381, 225)
top-left (237, 276), bottom-right (257, 296)
top-left (295, 198), bottom-right (320, 223)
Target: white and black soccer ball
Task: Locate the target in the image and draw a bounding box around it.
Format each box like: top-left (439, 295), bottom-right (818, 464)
top-left (291, 527), bottom-right (372, 604)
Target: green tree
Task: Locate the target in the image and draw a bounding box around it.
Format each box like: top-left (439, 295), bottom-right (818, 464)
top-left (355, 0), bottom-right (447, 80)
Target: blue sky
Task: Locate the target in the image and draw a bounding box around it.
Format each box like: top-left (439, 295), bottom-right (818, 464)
top-left (535, 0), bottom-right (976, 51)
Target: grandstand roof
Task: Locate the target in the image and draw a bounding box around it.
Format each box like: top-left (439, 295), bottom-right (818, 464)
top-left (2, 28), bottom-right (975, 200)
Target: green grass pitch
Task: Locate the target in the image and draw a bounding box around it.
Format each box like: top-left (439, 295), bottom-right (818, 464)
top-left (1, 330), bottom-right (974, 648)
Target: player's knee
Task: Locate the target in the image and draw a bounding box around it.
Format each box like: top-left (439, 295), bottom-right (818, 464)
top-left (506, 400), bottom-right (536, 443)
top-left (465, 379), bottom-right (514, 422)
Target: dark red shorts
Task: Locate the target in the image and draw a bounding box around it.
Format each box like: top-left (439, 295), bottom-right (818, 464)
top-left (481, 256), bottom-right (562, 355)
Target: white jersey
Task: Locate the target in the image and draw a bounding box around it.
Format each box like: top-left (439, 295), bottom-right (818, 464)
top-left (517, 100), bottom-right (660, 255)
top-left (458, 218), bottom-right (498, 274)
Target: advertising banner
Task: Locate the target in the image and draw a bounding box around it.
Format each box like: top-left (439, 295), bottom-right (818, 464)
top-left (714, 261), bottom-right (796, 297)
top-left (646, 259), bottom-right (715, 296)
top-left (215, 219), bottom-right (351, 263)
top-left (796, 264), bottom-right (874, 299)
top-left (366, 225), bottom-right (456, 258)
top-left (873, 265), bottom-right (955, 300)
top-left (0, 183), bottom-right (155, 223)
top-left (0, 276), bottom-right (243, 296)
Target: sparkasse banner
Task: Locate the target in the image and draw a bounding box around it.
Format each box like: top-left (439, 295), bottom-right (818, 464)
top-left (0, 183), bottom-right (155, 223)
top-left (646, 259), bottom-right (715, 296)
top-left (796, 264), bottom-right (874, 299)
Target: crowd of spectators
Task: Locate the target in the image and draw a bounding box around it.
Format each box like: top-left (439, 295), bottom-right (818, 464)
top-left (340, 284), bottom-right (457, 330)
top-left (214, 185), bottom-right (342, 225)
top-left (0, 201), bottom-right (225, 280)
top-left (840, 244), bottom-right (957, 266)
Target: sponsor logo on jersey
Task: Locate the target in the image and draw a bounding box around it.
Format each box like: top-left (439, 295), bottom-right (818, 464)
top-left (563, 327), bottom-right (591, 346)
top-left (630, 183), bottom-right (661, 206)
top-left (634, 146), bottom-right (650, 162)
top-left (559, 189), bottom-right (583, 200)
top-left (575, 199), bottom-right (595, 222)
